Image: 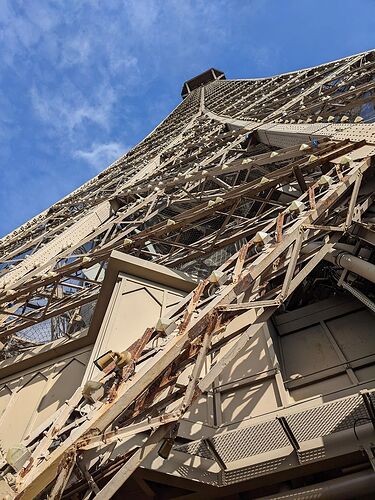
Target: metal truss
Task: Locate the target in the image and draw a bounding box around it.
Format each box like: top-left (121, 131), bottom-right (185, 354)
top-left (0, 49), bottom-right (375, 498)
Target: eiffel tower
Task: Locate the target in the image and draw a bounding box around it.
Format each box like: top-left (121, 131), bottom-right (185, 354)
top-left (1, 51), bottom-right (375, 499)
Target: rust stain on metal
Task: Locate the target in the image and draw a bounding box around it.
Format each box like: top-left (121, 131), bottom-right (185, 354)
top-left (178, 280), bottom-right (207, 335)
top-left (276, 212), bottom-right (285, 243)
top-left (105, 327), bottom-right (155, 404)
top-left (18, 457), bottom-right (34, 479)
top-left (3, 52), bottom-right (375, 500)
top-left (233, 243), bottom-right (249, 283)
top-left (309, 186), bottom-right (316, 210)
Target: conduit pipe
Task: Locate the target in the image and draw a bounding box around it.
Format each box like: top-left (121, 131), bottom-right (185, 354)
top-left (302, 242), bottom-right (375, 284)
top-left (257, 468), bottom-right (375, 500)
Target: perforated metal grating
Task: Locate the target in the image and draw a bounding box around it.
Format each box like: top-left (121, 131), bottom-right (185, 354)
top-left (297, 446), bottom-right (326, 464)
top-left (177, 440), bottom-right (212, 460)
top-left (175, 390), bottom-right (375, 463)
top-left (223, 457), bottom-right (288, 485)
top-left (287, 393), bottom-right (368, 442)
top-left (212, 420), bottom-right (289, 462)
top-left (176, 420), bottom-right (289, 462)
top-left (175, 464), bottom-right (220, 486)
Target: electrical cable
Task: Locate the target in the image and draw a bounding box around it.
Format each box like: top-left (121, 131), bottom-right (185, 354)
top-left (353, 417), bottom-right (371, 441)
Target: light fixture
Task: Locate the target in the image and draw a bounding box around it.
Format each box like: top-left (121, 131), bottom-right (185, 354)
top-left (6, 445), bottom-right (31, 472)
top-left (155, 317), bottom-right (172, 334)
top-left (318, 175), bottom-right (333, 187)
top-left (208, 270), bottom-right (227, 285)
top-left (158, 423), bottom-right (180, 460)
top-left (254, 231), bottom-right (271, 246)
top-left (82, 380), bottom-right (104, 403)
top-left (339, 154), bottom-right (352, 165)
top-left (288, 200), bottom-right (306, 214)
top-left (94, 350), bottom-right (132, 374)
top-left (307, 154), bottom-right (318, 163)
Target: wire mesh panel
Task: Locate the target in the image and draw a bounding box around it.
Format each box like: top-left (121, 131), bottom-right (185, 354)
top-left (0, 300), bottom-right (98, 361)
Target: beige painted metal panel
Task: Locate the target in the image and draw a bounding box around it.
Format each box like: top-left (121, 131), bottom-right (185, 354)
top-left (32, 357), bottom-right (90, 430)
top-left (278, 301), bottom-right (375, 402)
top-left (280, 323), bottom-right (352, 401)
top-left (209, 326), bottom-right (282, 424)
top-left (109, 275), bottom-right (184, 352)
top-left (282, 324), bottom-right (341, 378)
top-left (326, 309), bottom-right (375, 360)
top-left (84, 261), bottom-right (191, 382)
top-left (0, 386), bottom-right (11, 419)
top-left (355, 365), bottom-right (375, 383)
top-left (221, 379), bottom-right (281, 423)
top-left (0, 349), bottom-right (91, 457)
top-left (219, 328), bottom-right (274, 383)
top-left (0, 372), bottom-right (49, 452)
top-left (183, 394), bottom-right (212, 426)
top-left (290, 374), bottom-right (352, 401)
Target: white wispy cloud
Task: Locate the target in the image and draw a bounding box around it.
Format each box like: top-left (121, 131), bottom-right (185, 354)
top-left (74, 142), bottom-right (128, 171)
top-left (31, 83), bottom-right (117, 136)
top-left (125, 0), bottom-right (160, 35)
top-left (0, 0), bottom-right (59, 65)
top-left (59, 36), bottom-right (92, 67)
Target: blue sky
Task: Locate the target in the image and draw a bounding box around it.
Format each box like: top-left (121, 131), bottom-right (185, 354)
top-left (0, 0), bottom-right (374, 237)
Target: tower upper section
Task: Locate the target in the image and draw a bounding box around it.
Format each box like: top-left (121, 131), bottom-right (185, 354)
top-left (181, 67), bottom-right (225, 98)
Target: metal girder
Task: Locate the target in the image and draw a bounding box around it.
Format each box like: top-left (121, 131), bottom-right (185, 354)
top-left (3, 155), bottom-right (370, 499)
top-left (1, 50), bottom-right (375, 499)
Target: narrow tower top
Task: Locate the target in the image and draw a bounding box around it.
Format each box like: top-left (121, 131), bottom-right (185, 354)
top-left (181, 68), bottom-right (225, 98)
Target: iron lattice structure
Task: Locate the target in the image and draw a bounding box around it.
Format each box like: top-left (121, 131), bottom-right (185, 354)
top-left (0, 50), bottom-right (375, 498)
